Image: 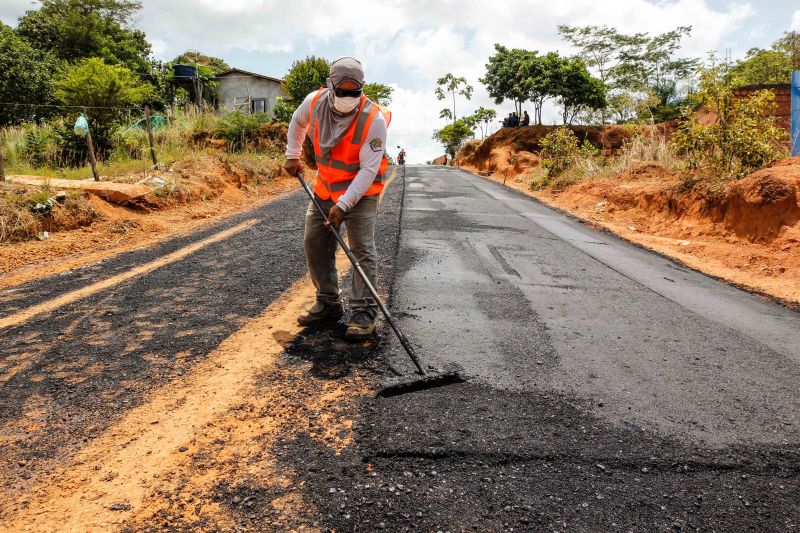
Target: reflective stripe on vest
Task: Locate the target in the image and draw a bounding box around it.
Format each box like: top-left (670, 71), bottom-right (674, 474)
top-left (308, 88), bottom-right (390, 202)
top-left (327, 173), bottom-right (386, 193)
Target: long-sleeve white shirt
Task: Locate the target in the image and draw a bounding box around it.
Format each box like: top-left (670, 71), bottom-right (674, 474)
top-left (286, 91), bottom-right (388, 211)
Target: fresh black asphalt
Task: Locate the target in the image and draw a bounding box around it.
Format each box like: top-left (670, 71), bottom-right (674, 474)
top-left (1, 165), bottom-right (799, 531)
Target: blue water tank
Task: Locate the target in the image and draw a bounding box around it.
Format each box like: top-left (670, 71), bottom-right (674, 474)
top-left (173, 64), bottom-right (198, 78)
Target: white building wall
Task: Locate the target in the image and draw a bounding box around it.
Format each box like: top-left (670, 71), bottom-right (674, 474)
top-left (217, 76), bottom-right (285, 115)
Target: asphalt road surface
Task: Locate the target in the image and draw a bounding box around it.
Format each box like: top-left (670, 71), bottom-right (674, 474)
top-left (1, 165), bottom-right (798, 532)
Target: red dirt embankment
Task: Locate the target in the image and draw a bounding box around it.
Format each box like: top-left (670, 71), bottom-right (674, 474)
top-left (460, 125), bottom-right (642, 173)
top-left (459, 127), bottom-right (800, 304)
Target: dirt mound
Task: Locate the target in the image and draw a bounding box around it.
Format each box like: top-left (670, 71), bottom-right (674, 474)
top-left (191, 122), bottom-right (289, 151)
top-left (460, 125), bottom-right (637, 169)
top-left (561, 159), bottom-right (800, 246)
top-left (522, 158), bottom-right (800, 303)
top-left (719, 159), bottom-right (800, 243)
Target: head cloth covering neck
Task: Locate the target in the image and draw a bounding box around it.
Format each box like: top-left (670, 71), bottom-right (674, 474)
top-left (315, 57), bottom-right (365, 154)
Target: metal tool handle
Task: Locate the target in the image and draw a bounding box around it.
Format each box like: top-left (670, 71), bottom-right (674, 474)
top-left (293, 170), bottom-right (426, 375)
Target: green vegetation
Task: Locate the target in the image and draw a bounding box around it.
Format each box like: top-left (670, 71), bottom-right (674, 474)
top-left (674, 63), bottom-right (787, 178)
top-left (15, 0), bottom-right (151, 72)
top-left (464, 107), bottom-right (497, 138)
top-left (435, 73), bottom-right (474, 122)
top-left (282, 56), bottom-right (331, 108)
top-left (539, 127), bottom-right (582, 177)
top-left (432, 119), bottom-right (474, 159)
top-left (363, 83), bottom-right (394, 106)
top-left (54, 57), bottom-right (154, 110)
top-left (557, 24), bottom-right (698, 123)
top-left (0, 23), bottom-right (55, 125)
top-left (481, 46), bottom-right (606, 125)
top-left (731, 31), bottom-right (800, 85)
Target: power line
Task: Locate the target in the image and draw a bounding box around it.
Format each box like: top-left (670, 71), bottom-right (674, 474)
top-left (0, 101), bottom-right (142, 111)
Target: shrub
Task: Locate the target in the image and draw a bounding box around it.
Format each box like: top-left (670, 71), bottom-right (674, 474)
top-left (213, 112), bottom-right (273, 151)
top-left (272, 97), bottom-right (294, 123)
top-left (540, 127), bottom-right (581, 177)
top-left (673, 65), bottom-right (788, 179)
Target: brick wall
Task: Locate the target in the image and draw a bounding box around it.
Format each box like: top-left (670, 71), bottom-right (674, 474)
top-left (733, 84), bottom-right (791, 130)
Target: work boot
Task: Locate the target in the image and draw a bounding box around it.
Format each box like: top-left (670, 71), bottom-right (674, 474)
top-left (345, 312), bottom-right (375, 341)
top-left (297, 301), bottom-right (344, 326)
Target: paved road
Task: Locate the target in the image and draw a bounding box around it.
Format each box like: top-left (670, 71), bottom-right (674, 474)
top-left (293, 165), bottom-right (799, 531)
top-left (1, 165), bottom-right (798, 531)
top-left (394, 165), bottom-right (800, 447)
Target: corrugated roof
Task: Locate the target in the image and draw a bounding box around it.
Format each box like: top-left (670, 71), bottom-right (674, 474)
top-left (215, 68), bottom-right (284, 84)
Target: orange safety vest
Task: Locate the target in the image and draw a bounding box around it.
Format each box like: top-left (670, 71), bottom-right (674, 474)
top-left (308, 88), bottom-right (392, 202)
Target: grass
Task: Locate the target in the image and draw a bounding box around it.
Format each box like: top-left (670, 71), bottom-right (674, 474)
top-left (528, 130), bottom-right (688, 191)
top-left (0, 109), bottom-right (273, 183)
top-left (0, 181), bottom-right (97, 243)
top-left (0, 109), bottom-right (289, 244)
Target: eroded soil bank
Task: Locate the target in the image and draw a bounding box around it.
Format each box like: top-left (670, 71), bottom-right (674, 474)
top-left (460, 136), bottom-right (800, 305)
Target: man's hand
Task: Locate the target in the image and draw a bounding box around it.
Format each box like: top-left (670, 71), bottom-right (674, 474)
top-left (326, 205), bottom-right (345, 230)
top-left (284, 158), bottom-right (302, 177)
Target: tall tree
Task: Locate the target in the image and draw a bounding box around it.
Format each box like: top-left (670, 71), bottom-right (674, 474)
top-left (615, 26), bottom-right (698, 93)
top-left (552, 57), bottom-right (607, 124)
top-left (363, 83), bottom-right (393, 106)
top-left (557, 24), bottom-right (645, 88)
top-left (15, 0), bottom-right (151, 73)
top-left (519, 52), bottom-right (566, 125)
top-left (774, 31), bottom-right (800, 70)
top-left (432, 119), bottom-right (474, 159)
top-left (0, 23), bottom-right (54, 125)
top-left (282, 56), bottom-right (330, 108)
top-left (435, 73), bottom-right (473, 122)
top-left (171, 51), bottom-right (230, 75)
top-left (731, 48), bottom-right (792, 85)
top-left (559, 24), bottom-right (697, 123)
top-left (481, 44), bottom-right (536, 117)
top-left (464, 107), bottom-right (497, 138)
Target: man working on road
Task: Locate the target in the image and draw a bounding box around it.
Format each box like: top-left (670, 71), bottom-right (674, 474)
top-left (284, 57), bottom-right (391, 341)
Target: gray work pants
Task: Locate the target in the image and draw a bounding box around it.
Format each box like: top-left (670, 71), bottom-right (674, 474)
top-left (304, 194), bottom-right (379, 318)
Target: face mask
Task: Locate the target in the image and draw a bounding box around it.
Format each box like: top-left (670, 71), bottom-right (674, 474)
top-left (333, 95), bottom-right (360, 114)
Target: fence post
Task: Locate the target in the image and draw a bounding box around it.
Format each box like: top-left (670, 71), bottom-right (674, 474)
top-left (144, 106), bottom-right (158, 166)
top-left (83, 107), bottom-right (100, 181)
top-left (0, 136), bottom-right (5, 182)
top-left (792, 71), bottom-right (800, 157)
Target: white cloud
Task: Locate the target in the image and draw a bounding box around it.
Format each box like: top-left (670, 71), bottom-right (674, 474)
top-left (1, 0), bottom-right (760, 161)
top-left (0, 0), bottom-right (33, 25)
top-left (792, 9), bottom-right (800, 30)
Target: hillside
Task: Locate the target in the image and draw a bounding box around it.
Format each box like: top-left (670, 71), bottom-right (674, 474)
top-left (457, 126), bottom-right (800, 304)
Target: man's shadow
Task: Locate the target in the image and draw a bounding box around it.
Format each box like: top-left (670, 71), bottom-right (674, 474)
top-left (273, 320), bottom-right (383, 380)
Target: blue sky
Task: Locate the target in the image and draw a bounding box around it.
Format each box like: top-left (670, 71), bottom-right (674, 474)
top-left (2, 0), bottom-right (799, 162)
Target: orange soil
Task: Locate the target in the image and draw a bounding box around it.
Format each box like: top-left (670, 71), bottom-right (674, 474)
top-left (461, 151), bottom-right (800, 305)
top-left (0, 156), bottom-right (301, 290)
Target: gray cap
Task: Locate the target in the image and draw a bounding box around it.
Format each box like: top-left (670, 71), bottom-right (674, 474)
top-left (329, 57), bottom-right (364, 88)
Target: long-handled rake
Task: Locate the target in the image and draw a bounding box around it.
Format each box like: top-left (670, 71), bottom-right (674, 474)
top-left (293, 169), bottom-right (465, 397)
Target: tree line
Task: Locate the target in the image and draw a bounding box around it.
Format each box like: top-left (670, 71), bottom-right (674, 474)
top-left (432, 24), bottom-right (800, 159)
top-left (0, 0), bottom-right (394, 167)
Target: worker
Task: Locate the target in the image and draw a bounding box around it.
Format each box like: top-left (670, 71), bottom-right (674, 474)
top-left (283, 57), bottom-right (391, 341)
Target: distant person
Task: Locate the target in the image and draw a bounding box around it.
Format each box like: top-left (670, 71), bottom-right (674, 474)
top-left (397, 147), bottom-right (406, 165)
top-left (511, 112), bottom-right (520, 127)
top-left (522, 111), bottom-right (530, 126)
top-left (504, 113), bottom-right (513, 127)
